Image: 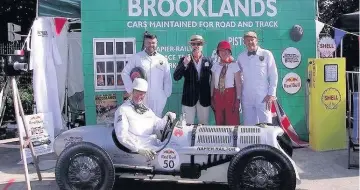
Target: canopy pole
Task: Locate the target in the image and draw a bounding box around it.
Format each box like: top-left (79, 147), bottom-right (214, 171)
top-left (36, 0), bottom-right (39, 17)
top-left (316, 0), bottom-right (319, 19)
top-left (340, 38), bottom-right (343, 57)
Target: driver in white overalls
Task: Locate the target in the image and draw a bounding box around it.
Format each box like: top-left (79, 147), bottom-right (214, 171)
top-left (114, 78), bottom-right (176, 161)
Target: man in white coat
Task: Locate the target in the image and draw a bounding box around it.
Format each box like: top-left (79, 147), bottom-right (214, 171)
top-left (236, 31), bottom-right (278, 125)
top-left (121, 32), bottom-right (172, 117)
top-left (114, 78), bottom-right (176, 161)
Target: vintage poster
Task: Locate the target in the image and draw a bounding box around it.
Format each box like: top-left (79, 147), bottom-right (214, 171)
top-left (95, 93), bottom-right (118, 124)
top-left (21, 113), bottom-right (55, 159)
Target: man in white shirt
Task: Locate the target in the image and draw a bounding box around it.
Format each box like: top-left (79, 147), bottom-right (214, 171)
top-left (114, 78), bottom-right (176, 161)
top-left (236, 31), bottom-right (278, 125)
top-left (121, 32), bottom-right (172, 117)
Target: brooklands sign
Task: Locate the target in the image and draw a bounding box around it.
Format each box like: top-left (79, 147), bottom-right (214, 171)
top-left (128, 0), bottom-right (278, 17)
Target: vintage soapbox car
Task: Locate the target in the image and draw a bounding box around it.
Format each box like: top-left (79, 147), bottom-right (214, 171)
top-left (53, 115), bottom-right (300, 190)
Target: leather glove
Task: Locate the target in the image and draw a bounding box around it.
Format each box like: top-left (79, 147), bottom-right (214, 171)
top-left (165, 112), bottom-right (176, 122)
top-left (137, 148), bottom-right (156, 161)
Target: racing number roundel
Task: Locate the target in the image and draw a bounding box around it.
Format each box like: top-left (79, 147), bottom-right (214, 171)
top-left (158, 148), bottom-right (180, 170)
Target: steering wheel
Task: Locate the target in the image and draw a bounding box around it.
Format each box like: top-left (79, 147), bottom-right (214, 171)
top-left (160, 116), bottom-right (173, 142)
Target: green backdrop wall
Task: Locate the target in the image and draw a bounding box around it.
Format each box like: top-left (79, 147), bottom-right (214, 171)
top-left (81, 0), bottom-right (316, 141)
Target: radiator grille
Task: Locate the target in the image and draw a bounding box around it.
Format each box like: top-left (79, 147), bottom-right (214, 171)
top-left (198, 127), bottom-right (234, 133)
top-left (193, 126), bottom-right (262, 146)
top-left (239, 135), bottom-right (261, 144)
top-left (240, 127), bottom-right (261, 133)
top-left (196, 135), bottom-right (232, 144)
top-left (194, 126), bottom-right (235, 146)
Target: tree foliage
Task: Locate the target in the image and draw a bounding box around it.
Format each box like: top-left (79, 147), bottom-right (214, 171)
top-left (0, 0), bottom-right (36, 42)
top-left (318, 0), bottom-right (359, 25)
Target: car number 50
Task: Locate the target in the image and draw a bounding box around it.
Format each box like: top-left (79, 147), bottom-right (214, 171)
top-left (163, 160), bottom-right (175, 168)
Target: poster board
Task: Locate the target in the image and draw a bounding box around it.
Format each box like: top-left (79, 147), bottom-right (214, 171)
top-left (95, 93), bottom-right (117, 124)
top-left (19, 113), bottom-right (55, 159)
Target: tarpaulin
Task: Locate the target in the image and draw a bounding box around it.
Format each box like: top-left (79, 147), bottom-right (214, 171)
top-left (334, 11), bottom-right (359, 33)
top-left (37, 0), bottom-right (81, 18)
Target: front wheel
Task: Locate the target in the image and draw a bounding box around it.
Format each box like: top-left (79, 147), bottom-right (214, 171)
top-left (227, 144), bottom-right (296, 190)
top-left (55, 142), bottom-right (115, 190)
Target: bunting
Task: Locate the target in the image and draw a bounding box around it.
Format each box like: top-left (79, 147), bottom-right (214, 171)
top-left (315, 20), bottom-right (360, 37)
top-left (315, 19), bottom-right (360, 53)
top-left (334, 28), bottom-right (347, 47)
top-left (315, 20), bottom-right (325, 38)
top-left (54, 17), bottom-right (68, 36)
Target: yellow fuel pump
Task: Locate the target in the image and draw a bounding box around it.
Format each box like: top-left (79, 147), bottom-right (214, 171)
top-left (307, 58), bottom-right (347, 151)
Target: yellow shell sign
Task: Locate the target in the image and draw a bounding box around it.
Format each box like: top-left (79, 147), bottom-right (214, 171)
top-left (321, 88), bottom-right (341, 109)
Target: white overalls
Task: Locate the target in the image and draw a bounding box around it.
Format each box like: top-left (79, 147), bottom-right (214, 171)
top-left (236, 47), bottom-right (278, 125)
top-left (114, 101), bottom-right (168, 152)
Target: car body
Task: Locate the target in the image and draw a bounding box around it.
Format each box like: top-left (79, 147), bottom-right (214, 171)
top-left (54, 116), bottom-right (300, 190)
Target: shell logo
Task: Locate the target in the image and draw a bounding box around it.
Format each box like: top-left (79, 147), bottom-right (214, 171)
top-left (321, 88), bottom-right (341, 109)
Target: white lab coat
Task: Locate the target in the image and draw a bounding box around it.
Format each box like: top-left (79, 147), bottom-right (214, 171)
top-left (29, 17), bottom-right (64, 136)
top-left (121, 51), bottom-right (172, 117)
top-left (114, 101), bottom-right (168, 152)
top-left (54, 21), bottom-right (69, 112)
top-left (236, 47), bottom-right (278, 125)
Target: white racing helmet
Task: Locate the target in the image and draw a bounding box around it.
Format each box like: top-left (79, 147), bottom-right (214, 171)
top-left (132, 78), bottom-right (148, 92)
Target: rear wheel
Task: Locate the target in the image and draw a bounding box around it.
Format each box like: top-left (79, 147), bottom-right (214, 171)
top-left (227, 144), bottom-right (296, 190)
top-left (55, 142), bottom-right (115, 190)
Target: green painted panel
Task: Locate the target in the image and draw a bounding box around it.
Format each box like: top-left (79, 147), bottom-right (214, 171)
top-left (82, 0), bottom-right (316, 140)
top-left (83, 53), bottom-right (94, 65)
top-left (84, 106), bottom-right (97, 124)
top-left (83, 64), bottom-right (94, 75)
top-left (83, 74), bottom-right (95, 87)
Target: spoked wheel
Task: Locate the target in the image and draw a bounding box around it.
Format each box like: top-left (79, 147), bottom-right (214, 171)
top-left (66, 153), bottom-right (104, 189)
top-left (240, 156), bottom-right (283, 189)
top-left (228, 144), bottom-right (296, 190)
top-left (55, 142), bottom-right (115, 190)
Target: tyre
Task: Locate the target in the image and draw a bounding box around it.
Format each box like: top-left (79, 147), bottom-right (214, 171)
top-left (277, 132), bottom-right (293, 157)
top-left (227, 144), bottom-right (296, 190)
top-left (55, 142), bottom-right (115, 190)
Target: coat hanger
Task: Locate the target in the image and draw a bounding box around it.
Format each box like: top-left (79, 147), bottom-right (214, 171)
top-left (68, 18), bottom-right (81, 24)
top-left (69, 29), bottom-right (81, 32)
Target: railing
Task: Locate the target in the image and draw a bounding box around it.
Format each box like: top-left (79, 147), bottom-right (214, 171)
top-left (346, 71), bottom-right (359, 141)
top-left (0, 42), bottom-right (24, 55)
top-left (346, 70), bottom-right (359, 169)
